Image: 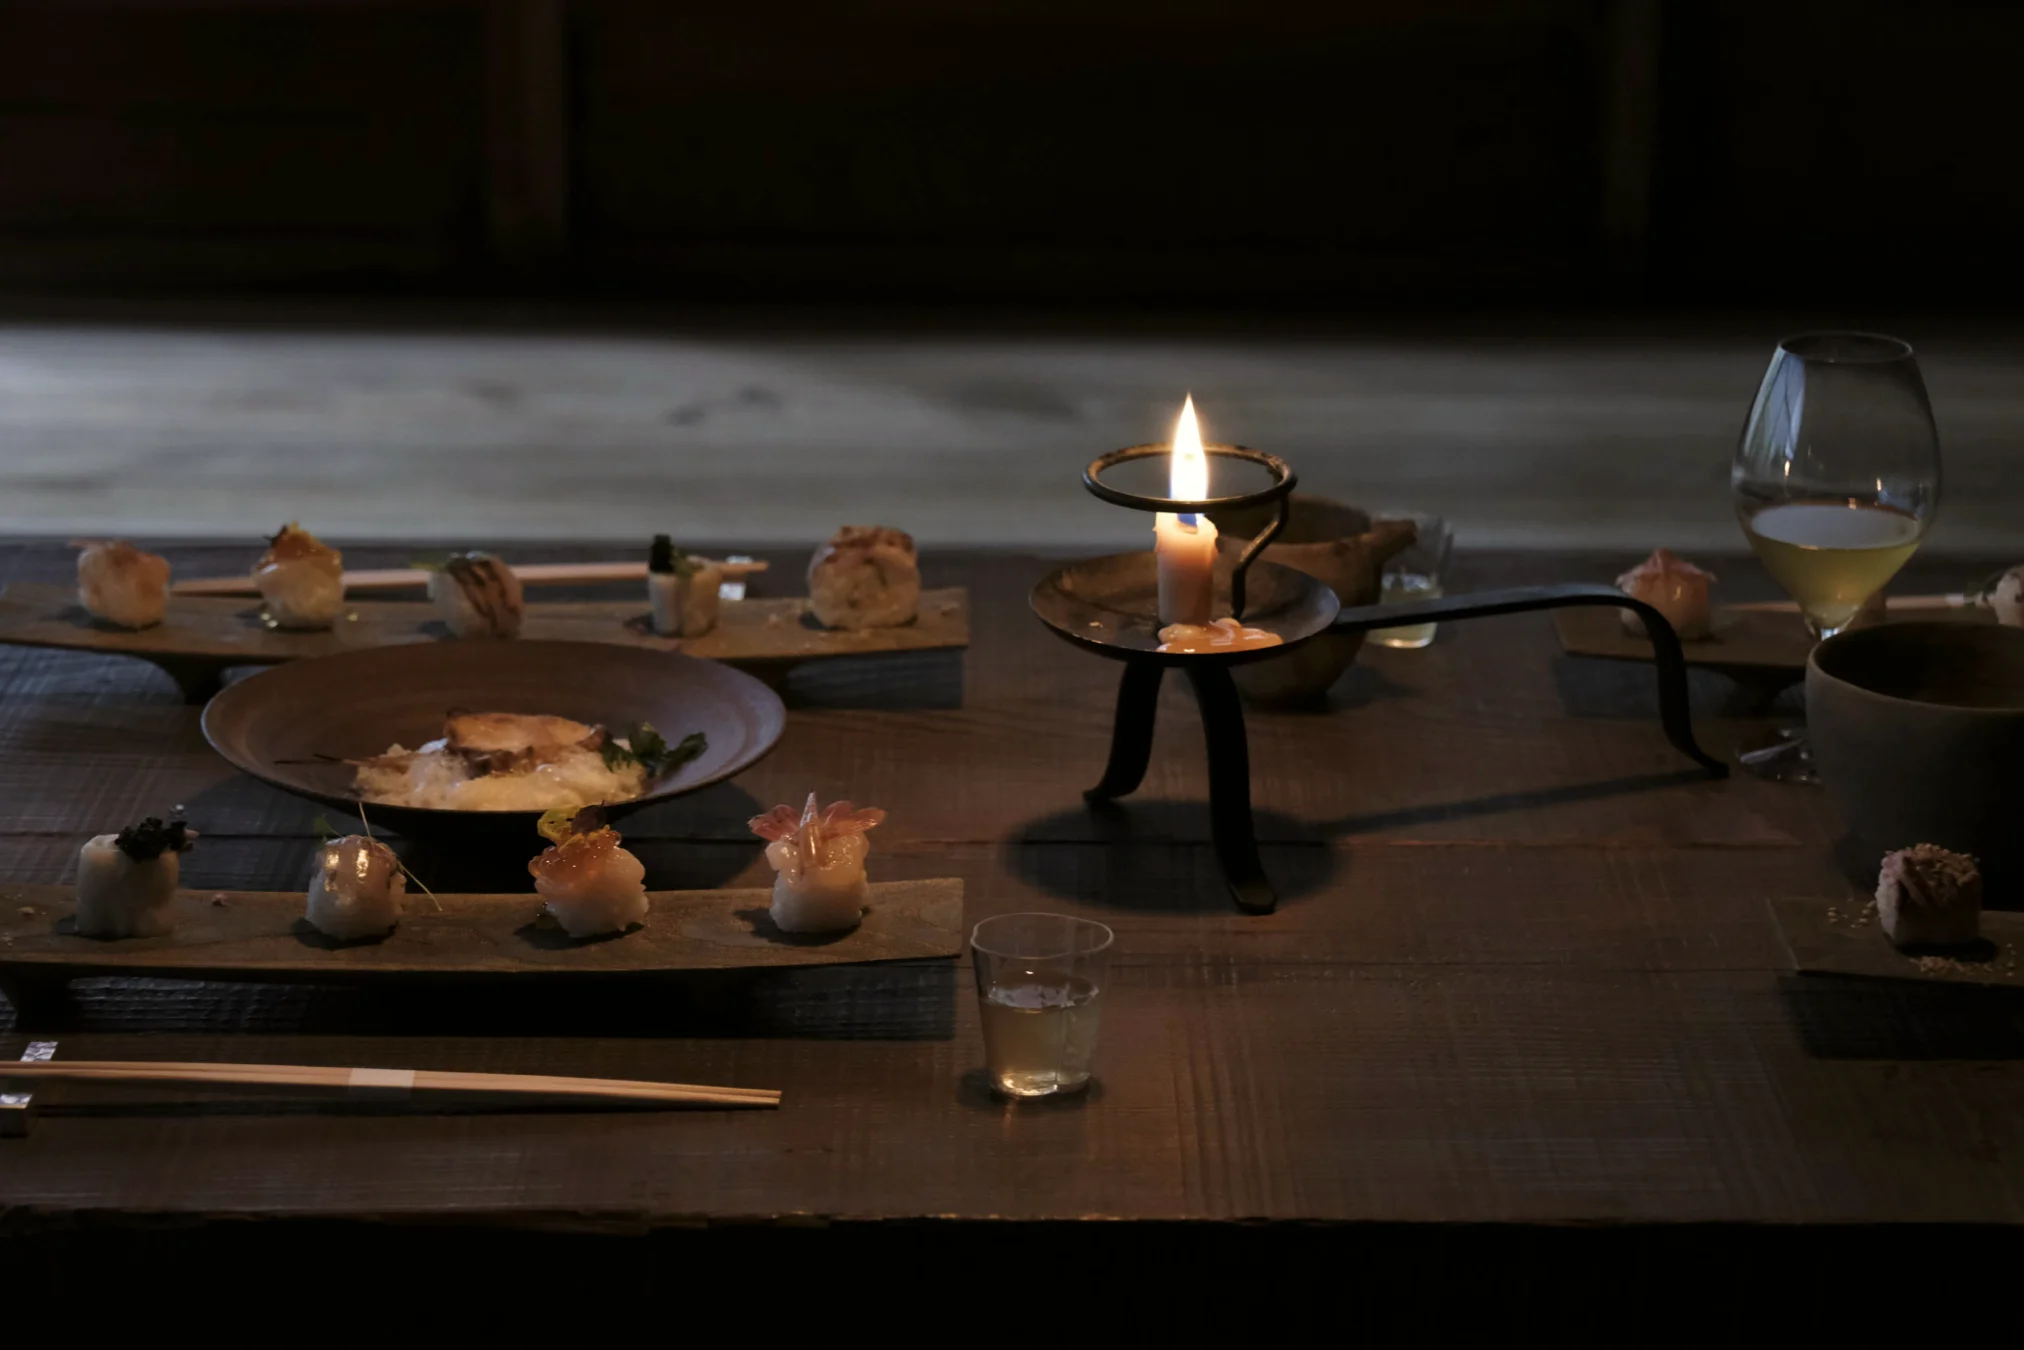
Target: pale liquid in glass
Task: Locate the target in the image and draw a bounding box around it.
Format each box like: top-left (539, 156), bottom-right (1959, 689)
top-left (979, 976), bottom-right (1102, 1097)
top-left (1742, 501), bottom-right (1922, 633)
top-left (1369, 573), bottom-right (1443, 648)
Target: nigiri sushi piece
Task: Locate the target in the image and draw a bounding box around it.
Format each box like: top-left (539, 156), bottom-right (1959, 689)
top-left (1616, 549), bottom-right (1715, 640)
top-left (74, 539), bottom-right (171, 630)
top-left (75, 817), bottom-right (195, 939)
top-left (255, 522), bottom-right (345, 630)
top-left (528, 806), bottom-right (648, 938)
top-left (808, 526), bottom-right (919, 630)
top-left (749, 793), bottom-right (886, 934)
top-left (428, 551), bottom-right (524, 639)
top-left (648, 535), bottom-right (723, 637)
top-left (1877, 843), bottom-right (1982, 948)
top-left (305, 834), bottom-right (407, 940)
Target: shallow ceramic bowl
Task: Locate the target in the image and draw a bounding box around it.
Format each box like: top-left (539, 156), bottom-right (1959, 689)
top-left (1209, 494), bottom-right (1417, 704)
top-left (1808, 622), bottom-right (2024, 899)
top-left (202, 640), bottom-right (785, 837)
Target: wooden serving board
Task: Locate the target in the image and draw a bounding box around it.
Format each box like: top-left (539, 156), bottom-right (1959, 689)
top-left (0, 878), bottom-right (963, 992)
top-left (1554, 601), bottom-right (1993, 677)
top-left (1769, 896), bottom-right (2024, 989)
top-left (0, 583), bottom-right (969, 700)
top-left (1553, 605), bottom-right (1817, 676)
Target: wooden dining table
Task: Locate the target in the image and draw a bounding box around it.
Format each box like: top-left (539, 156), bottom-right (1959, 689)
top-left (1, 539), bottom-right (2019, 1291)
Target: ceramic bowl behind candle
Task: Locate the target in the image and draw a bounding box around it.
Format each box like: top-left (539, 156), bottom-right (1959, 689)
top-left (1210, 495), bottom-right (1416, 704)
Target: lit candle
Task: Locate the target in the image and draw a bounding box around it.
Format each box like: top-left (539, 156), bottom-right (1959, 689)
top-left (1154, 396), bottom-right (1218, 626)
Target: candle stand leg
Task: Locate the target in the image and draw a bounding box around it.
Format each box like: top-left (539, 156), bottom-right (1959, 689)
top-left (1183, 663), bottom-right (1276, 916)
top-left (1085, 660), bottom-right (1165, 802)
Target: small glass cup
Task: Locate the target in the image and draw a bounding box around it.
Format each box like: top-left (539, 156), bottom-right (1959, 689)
top-left (971, 913), bottom-right (1114, 1099)
top-left (1369, 512), bottom-right (1453, 649)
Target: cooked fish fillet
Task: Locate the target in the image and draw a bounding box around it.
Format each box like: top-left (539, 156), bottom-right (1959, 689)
top-left (444, 713), bottom-right (603, 757)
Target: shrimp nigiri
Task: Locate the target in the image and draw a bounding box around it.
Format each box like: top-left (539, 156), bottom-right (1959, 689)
top-left (748, 793), bottom-right (886, 933)
top-left (1616, 549), bottom-right (1715, 640)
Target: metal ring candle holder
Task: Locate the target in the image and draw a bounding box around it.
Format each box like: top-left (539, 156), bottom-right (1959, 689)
top-left (1083, 442), bottom-right (1295, 620)
top-left (1041, 445), bottom-right (1726, 916)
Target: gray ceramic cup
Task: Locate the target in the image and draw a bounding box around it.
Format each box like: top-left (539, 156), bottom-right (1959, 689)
top-left (1808, 622), bottom-right (2024, 898)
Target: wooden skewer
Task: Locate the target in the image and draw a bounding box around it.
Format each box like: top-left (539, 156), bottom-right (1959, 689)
top-left (0, 1060), bottom-right (781, 1110)
top-left (1724, 593), bottom-right (1977, 614)
top-left (171, 558), bottom-right (769, 598)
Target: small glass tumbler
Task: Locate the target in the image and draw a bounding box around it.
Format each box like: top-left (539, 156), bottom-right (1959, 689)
top-left (1369, 512), bottom-right (1454, 649)
top-left (971, 913), bottom-right (1114, 1099)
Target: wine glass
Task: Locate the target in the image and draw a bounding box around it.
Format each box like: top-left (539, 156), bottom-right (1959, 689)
top-left (1733, 332), bottom-right (1941, 778)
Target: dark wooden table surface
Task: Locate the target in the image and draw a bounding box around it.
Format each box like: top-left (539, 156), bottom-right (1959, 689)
top-left (1, 540), bottom-right (2020, 1242)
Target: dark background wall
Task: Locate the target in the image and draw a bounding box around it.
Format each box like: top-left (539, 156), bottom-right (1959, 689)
top-left (0, 0), bottom-right (2016, 310)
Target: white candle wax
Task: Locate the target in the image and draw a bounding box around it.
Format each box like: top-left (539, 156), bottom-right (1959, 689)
top-left (1155, 510), bottom-right (1217, 626)
top-left (1154, 395), bottom-right (1219, 626)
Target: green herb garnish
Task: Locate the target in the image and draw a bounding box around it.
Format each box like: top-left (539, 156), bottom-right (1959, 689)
top-left (648, 535), bottom-right (699, 579)
top-left (601, 722), bottom-right (706, 779)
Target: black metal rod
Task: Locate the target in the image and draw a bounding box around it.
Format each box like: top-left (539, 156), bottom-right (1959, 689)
top-left (1332, 583), bottom-right (1728, 777)
top-left (1083, 442), bottom-right (1297, 515)
top-left (1084, 660), bottom-right (1165, 802)
top-left (1183, 662), bottom-right (1277, 915)
top-left (1228, 493), bottom-right (1289, 622)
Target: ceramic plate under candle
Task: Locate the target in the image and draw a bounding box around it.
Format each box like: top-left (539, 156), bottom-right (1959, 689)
top-left (1031, 552), bottom-right (1337, 665)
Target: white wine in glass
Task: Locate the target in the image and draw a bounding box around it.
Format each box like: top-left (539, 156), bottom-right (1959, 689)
top-left (1741, 500), bottom-right (1923, 635)
top-left (1732, 333), bottom-right (1940, 777)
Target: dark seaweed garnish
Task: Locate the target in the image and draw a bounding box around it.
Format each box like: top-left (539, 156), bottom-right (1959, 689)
top-left (114, 817), bottom-right (194, 862)
top-left (648, 535), bottom-right (699, 579)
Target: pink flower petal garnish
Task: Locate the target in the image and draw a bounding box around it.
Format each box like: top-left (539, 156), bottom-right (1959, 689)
top-left (747, 804), bottom-right (801, 842)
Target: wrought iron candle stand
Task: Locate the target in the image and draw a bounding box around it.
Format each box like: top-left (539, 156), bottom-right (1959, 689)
top-left (1030, 442), bottom-right (1728, 916)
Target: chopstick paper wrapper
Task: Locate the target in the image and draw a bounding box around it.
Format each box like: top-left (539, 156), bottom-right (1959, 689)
top-left (0, 1040), bottom-right (56, 1137)
top-left (0, 1060), bottom-right (780, 1111)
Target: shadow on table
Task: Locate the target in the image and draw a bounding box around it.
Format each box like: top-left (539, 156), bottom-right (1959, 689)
top-left (1014, 766), bottom-right (1707, 853)
top-left (781, 650), bottom-right (964, 711)
top-left (1007, 803), bottom-right (1337, 911)
top-left (1548, 654), bottom-right (1799, 722)
top-left (0, 962), bottom-right (959, 1041)
top-left (1318, 767), bottom-right (1716, 838)
top-left (1779, 974), bottom-right (2024, 1059)
top-left (1253, 660), bottom-right (1414, 714)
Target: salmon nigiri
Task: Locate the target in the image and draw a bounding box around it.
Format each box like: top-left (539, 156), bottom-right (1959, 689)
top-left (528, 806), bottom-right (648, 938)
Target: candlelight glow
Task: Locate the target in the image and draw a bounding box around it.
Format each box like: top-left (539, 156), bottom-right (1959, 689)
top-left (1171, 396), bottom-right (1207, 503)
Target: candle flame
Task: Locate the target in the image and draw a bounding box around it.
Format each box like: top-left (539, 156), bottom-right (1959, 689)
top-left (1171, 395), bottom-right (1207, 503)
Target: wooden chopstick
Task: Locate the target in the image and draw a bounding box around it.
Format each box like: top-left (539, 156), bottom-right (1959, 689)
top-left (0, 1060), bottom-right (780, 1109)
top-left (171, 558), bottom-right (769, 598)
